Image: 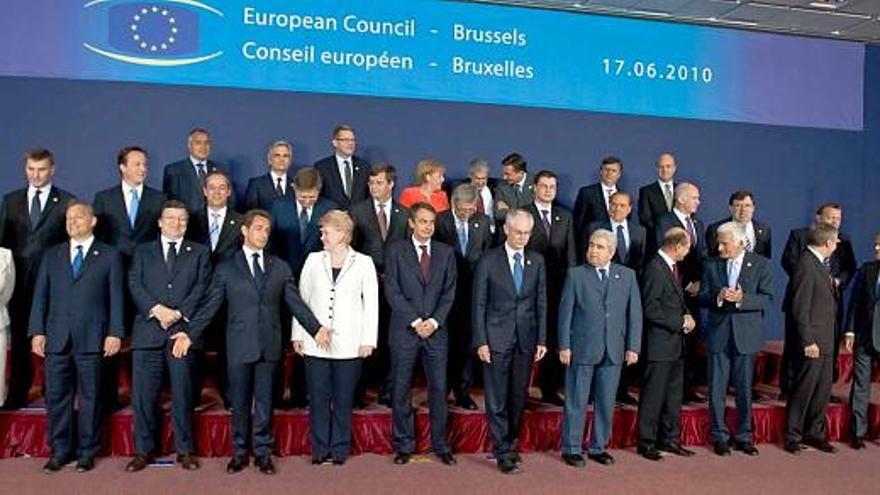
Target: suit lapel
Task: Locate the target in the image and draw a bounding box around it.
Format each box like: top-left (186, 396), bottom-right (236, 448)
top-left (218, 213), bottom-right (239, 250)
top-left (235, 251), bottom-right (260, 292)
top-left (496, 249), bottom-right (518, 295)
top-left (403, 239), bottom-right (425, 285)
top-left (33, 187), bottom-right (62, 231)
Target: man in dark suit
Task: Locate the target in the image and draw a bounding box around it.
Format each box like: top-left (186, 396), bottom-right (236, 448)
top-left (573, 156), bottom-right (624, 255)
top-left (473, 209), bottom-right (548, 474)
top-left (698, 222), bottom-right (773, 457)
top-left (637, 227), bottom-right (696, 461)
top-left (186, 170), bottom-right (243, 408)
top-left (588, 190), bottom-right (647, 406)
top-left (493, 153), bottom-right (534, 222)
top-left (445, 159), bottom-right (500, 239)
top-left (637, 152), bottom-right (677, 246)
top-left (779, 203), bottom-right (856, 400)
top-left (705, 190), bottom-right (772, 259)
top-left (270, 167), bottom-right (336, 275)
top-left (125, 200), bottom-right (211, 472)
top-left (654, 182), bottom-right (707, 403)
top-left (434, 183), bottom-right (492, 410)
top-left (844, 232), bottom-right (880, 449)
top-left (0, 148), bottom-right (74, 409)
top-left (93, 146), bottom-right (166, 413)
top-left (28, 200), bottom-right (124, 473)
top-left (189, 209), bottom-right (326, 475)
top-left (385, 202), bottom-right (457, 466)
top-left (313, 125), bottom-right (369, 210)
top-left (784, 223), bottom-right (840, 454)
top-left (350, 164), bottom-right (408, 406)
top-left (244, 140), bottom-right (295, 211)
top-left (558, 229), bottom-right (642, 468)
top-left (162, 128), bottom-right (233, 214)
top-left (524, 170), bottom-right (576, 405)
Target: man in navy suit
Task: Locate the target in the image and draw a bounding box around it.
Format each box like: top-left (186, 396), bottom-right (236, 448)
top-left (313, 125), bottom-right (369, 210)
top-left (29, 200), bottom-right (124, 473)
top-left (93, 146), bottom-right (166, 412)
top-left (434, 183), bottom-right (492, 410)
top-left (844, 232), bottom-right (880, 449)
top-left (244, 140), bottom-right (295, 211)
top-left (637, 227), bottom-right (696, 461)
top-left (270, 167), bottom-right (336, 275)
top-left (473, 209), bottom-right (548, 474)
top-left (162, 128), bottom-right (233, 214)
top-left (573, 156), bottom-right (624, 255)
top-left (385, 202), bottom-right (457, 466)
top-left (125, 200), bottom-right (211, 472)
top-left (698, 222), bottom-right (773, 456)
top-left (654, 182), bottom-right (707, 403)
top-left (705, 190), bottom-right (772, 259)
top-left (0, 148), bottom-right (75, 409)
top-left (189, 209), bottom-right (326, 475)
top-left (637, 153), bottom-right (677, 242)
top-left (524, 170), bottom-right (576, 405)
top-left (558, 229), bottom-right (642, 468)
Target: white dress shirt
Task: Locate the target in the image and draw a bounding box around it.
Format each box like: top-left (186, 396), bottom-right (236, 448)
top-left (27, 183), bottom-right (52, 215)
top-left (242, 245), bottom-right (265, 276)
top-left (270, 171), bottom-right (288, 195)
top-left (70, 236), bottom-right (95, 263)
top-left (610, 219), bottom-right (630, 250)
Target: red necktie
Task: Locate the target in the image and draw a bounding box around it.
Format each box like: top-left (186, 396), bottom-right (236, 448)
top-left (672, 263), bottom-right (680, 284)
top-left (419, 245), bottom-right (430, 283)
top-left (475, 191), bottom-right (485, 215)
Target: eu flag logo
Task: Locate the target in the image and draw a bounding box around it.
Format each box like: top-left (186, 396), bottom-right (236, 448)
top-left (109, 4), bottom-right (198, 56)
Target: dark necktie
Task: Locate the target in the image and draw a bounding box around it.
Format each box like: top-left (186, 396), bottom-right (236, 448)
top-left (672, 262), bottom-right (680, 284)
top-left (71, 245), bottom-right (84, 278)
top-left (541, 210), bottom-right (551, 238)
top-left (166, 241), bottom-right (177, 273)
top-left (275, 177), bottom-right (284, 198)
top-left (252, 252), bottom-right (265, 289)
top-left (599, 267), bottom-right (608, 295)
top-left (616, 224), bottom-right (628, 263)
top-left (29, 189), bottom-right (42, 228)
top-left (664, 183), bottom-right (673, 211)
top-left (419, 245), bottom-right (430, 284)
top-left (299, 207), bottom-right (309, 244)
top-left (685, 216), bottom-right (697, 246)
top-left (344, 160), bottom-right (353, 198)
top-left (377, 203), bottom-right (388, 241)
top-left (197, 163), bottom-right (207, 182)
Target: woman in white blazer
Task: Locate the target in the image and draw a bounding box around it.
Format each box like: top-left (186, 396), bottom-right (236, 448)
top-left (0, 247), bottom-right (15, 406)
top-left (293, 210), bottom-right (378, 465)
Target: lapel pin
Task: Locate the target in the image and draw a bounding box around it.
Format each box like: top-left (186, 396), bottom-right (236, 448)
top-left (746, 262), bottom-right (752, 267)
top-left (186, 246), bottom-right (192, 252)
top-left (614, 273), bottom-right (620, 279)
top-left (474, 223), bottom-right (479, 228)
top-left (526, 259), bottom-right (532, 266)
top-left (555, 216), bottom-right (560, 222)
top-left (355, 166), bottom-right (360, 171)
top-left (394, 209), bottom-right (400, 214)
top-left (53, 197), bottom-right (59, 203)
top-left (230, 220), bottom-right (235, 225)
top-left (93, 250), bottom-right (100, 256)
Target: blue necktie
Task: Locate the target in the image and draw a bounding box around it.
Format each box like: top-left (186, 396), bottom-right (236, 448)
top-left (72, 245), bottom-right (84, 278)
top-left (513, 252), bottom-right (523, 294)
top-left (457, 221), bottom-right (468, 255)
top-left (209, 212), bottom-right (221, 251)
top-left (616, 224), bottom-right (628, 263)
top-left (129, 188), bottom-right (139, 228)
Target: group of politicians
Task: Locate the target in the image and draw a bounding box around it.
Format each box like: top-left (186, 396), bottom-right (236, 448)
top-left (0, 124), bottom-right (877, 477)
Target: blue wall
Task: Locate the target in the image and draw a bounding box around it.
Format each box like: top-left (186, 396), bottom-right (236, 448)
top-left (2, 46), bottom-right (878, 338)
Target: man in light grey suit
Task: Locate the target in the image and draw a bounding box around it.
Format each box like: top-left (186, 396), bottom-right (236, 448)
top-left (558, 229), bottom-right (642, 468)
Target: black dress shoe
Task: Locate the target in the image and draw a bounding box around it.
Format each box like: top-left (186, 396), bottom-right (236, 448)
top-left (588, 452), bottom-right (615, 465)
top-left (332, 457), bottom-right (347, 466)
top-left (637, 446), bottom-right (663, 461)
top-left (377, 395), bottom-right (392, 407)
top-left (312, 454), bottom-right (330, 465)
top-left (684, 393), bottom-right (707, 404)
top-left (456, 396), bottom-right (479, 410)
top-left (42, 457), bottom-right (70, 474)
top-left (829, 396), bottom-right (843, 404)
top-left (616, 393), bottom-right (639, 406)
top-left (540, 393), bottom-right (565, 407)
top-left (125, 454), bottom-right (153, 472)
top-left (733, 442), bottom-right (759, 456)
top-left (511, 452), bottom-right (522, 465)
top-left (784, 442), bottom-right (802, 455)
top-left (852, 437), bottom-right (866, 450)
top-left (561, 453), bottom-right (586, 467)
top-left (497, 457), bottom-right (520, 474)
top-left (805, 440), bottom-right (838, 453)
top-left (393, 453), bottom-right (411, 465)
top-left (437, 452), bottom-right (457, 465)
top-left (658, 443), bottom-right (696, 457)
top-left (75, 458), bottom-right (95, 473)
top-left (177, 453), bottom-right (200, 470)
top-left (226, 455), bottom-right (248, 473)
top-left (256, 456), bottom-right (276, 475)
top-left (713, 442), bottom-right (732, 456)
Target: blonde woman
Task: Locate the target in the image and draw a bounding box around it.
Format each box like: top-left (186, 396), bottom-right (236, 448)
top-left (293, 210), bottom-right (378, 465)
top-left (0, 247), bottom-right (14, 406)
top-left (399, 159), bottom-right (449, 212)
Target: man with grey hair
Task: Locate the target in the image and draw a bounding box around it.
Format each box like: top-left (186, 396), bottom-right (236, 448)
top-left (699, 221), bottom-right (773, 456)
top-left (558, 229), bottom-right (642, 467)
top-left (244, 140), bottom-right (295, 211)
top-left (654, 181), bottom-right (707, 404)
top-left (467, 159), bottom-right (497, 225)
top-left (473, 208), bottom-right (547, 474)
top-left (435, 183), bottom-right (492, 409)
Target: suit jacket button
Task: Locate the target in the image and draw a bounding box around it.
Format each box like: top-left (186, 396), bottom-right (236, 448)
top-left (167, 283), bottom-right (173, 289)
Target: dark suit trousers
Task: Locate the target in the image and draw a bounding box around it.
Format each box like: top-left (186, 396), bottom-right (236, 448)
top-left (562, 354), bottom-right (621, 455)
top-left (391, 334), bottom-right (450, 455)
top-left (305, 356), bottom-right (361, 461)
top-left (779, 313), bottom-right (797, 396)
top-left (786, 354), bottom-right (833, 444)
top-left (132, 344), bottom-right (194, 455)
top-left (45, 350), bottom-right (102, 460)
top-left (447, 296), bottom-right (477, 401)
top-left (638, 359), bottom-right (684, 448)
top-left (483, 347), bottom-right (533, 460)
top-left (538, 281), bottom-right (564, 399)
top-left (707, 336), bottom-right (755, 443)
top-left (850, 343), bottom-right (879, 438)
top-left (228, 359), bottom-right (277, 458)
